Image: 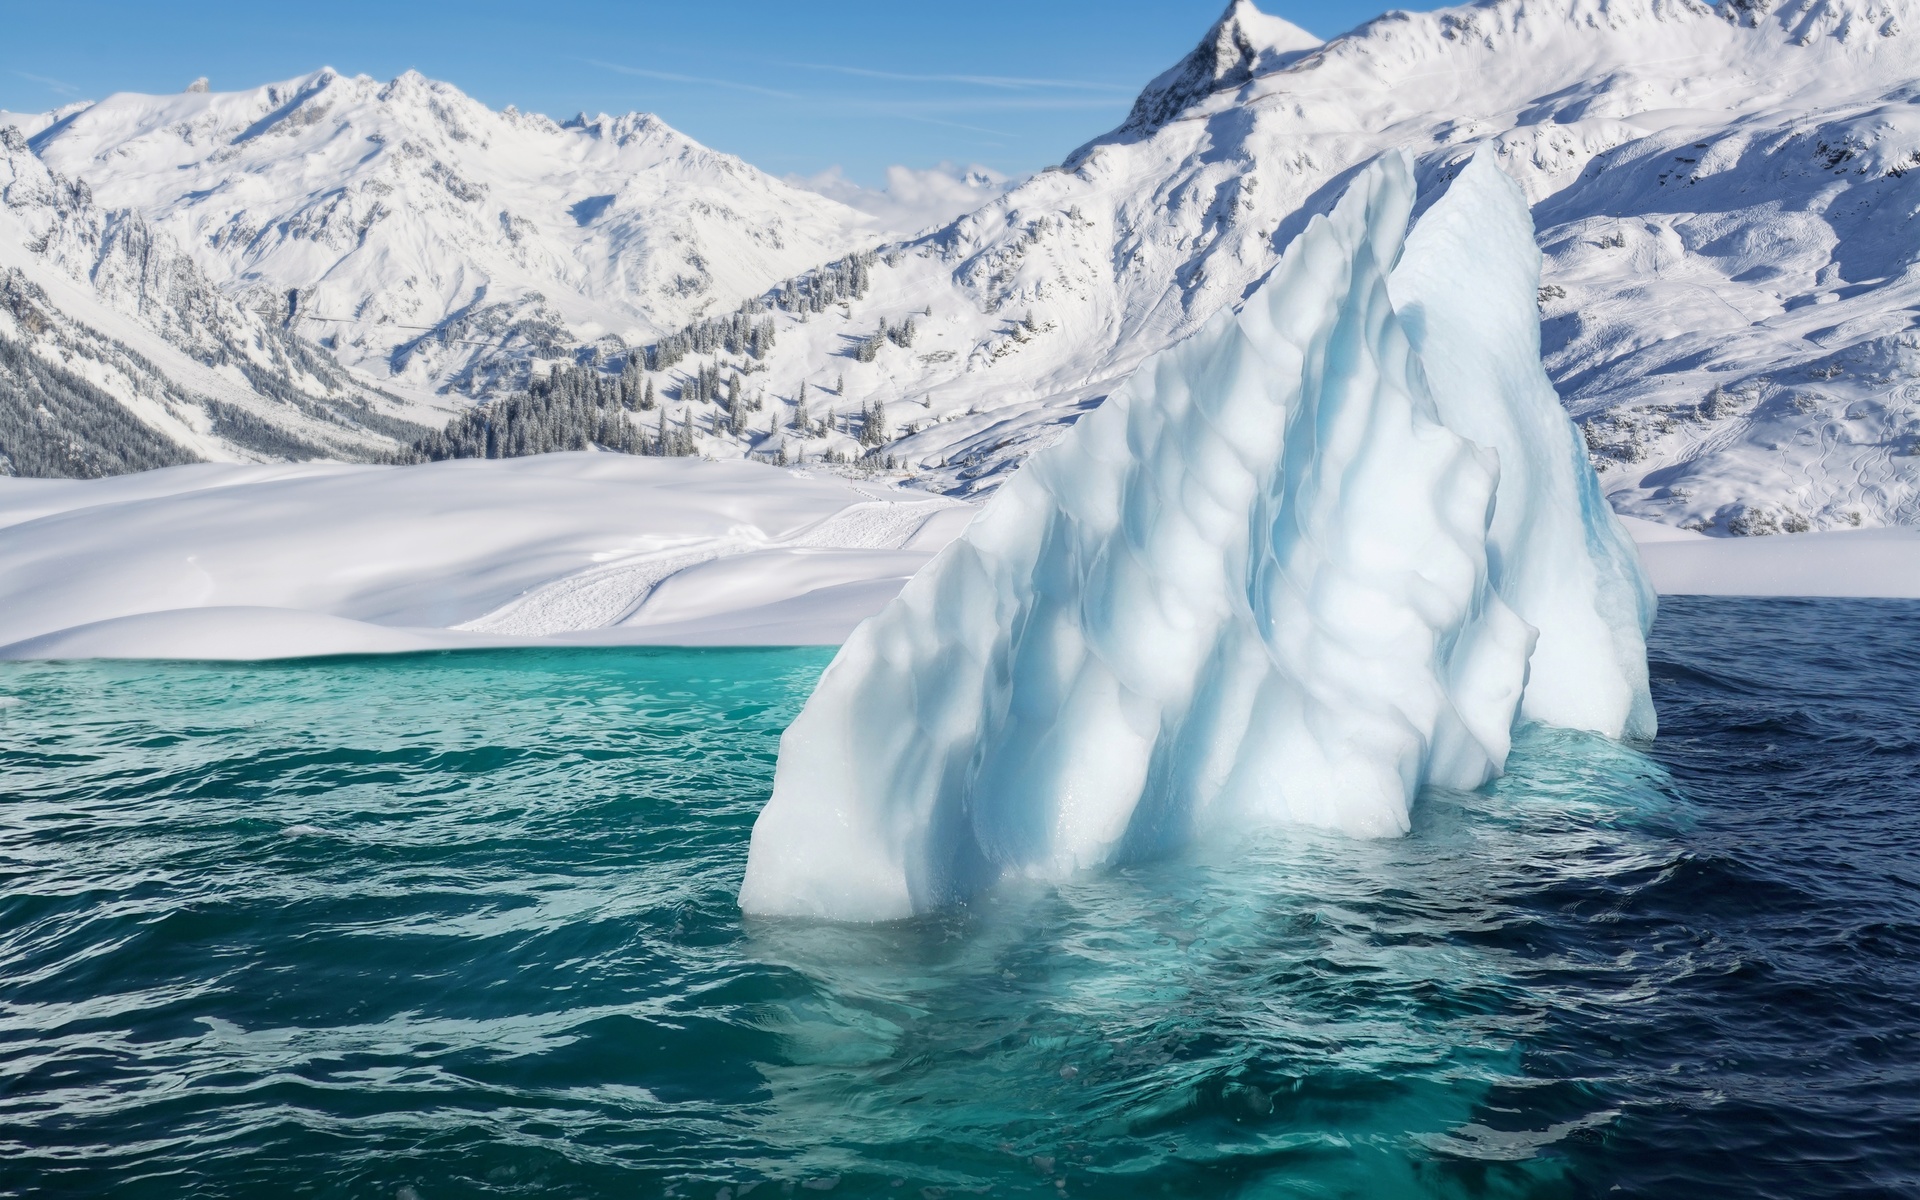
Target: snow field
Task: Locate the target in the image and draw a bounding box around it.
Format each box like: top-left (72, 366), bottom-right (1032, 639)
top-left (0, 455), bottom-right (970, 660)
top-left (0, 449), bottom-right (1907, 664)
top-left (1619, 516), bottom-right (1920, 598)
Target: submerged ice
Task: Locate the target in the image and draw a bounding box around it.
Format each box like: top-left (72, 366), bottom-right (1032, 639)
top-left (739, 149), bottom-right (1656, 922)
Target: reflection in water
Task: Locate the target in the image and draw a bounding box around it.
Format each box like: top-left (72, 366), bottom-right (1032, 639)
top-left (744, 724), bottom-right (1676, 1196)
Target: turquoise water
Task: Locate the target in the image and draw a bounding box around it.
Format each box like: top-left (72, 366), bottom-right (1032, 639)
top-left (2, 599), bottom-right (1917, 1198)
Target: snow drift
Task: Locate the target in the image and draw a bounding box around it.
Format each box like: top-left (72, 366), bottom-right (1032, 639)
top-left (0, 455), bottom-right (971, 659)
top-left (738, 150), bottom-right (1655, 922)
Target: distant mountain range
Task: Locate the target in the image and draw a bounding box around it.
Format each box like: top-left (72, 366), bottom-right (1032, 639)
top-left (7, 0), bottom-right (1920, 536)
top-left (20, 69), bottom-right (883, 398)
top-left (1, 125), bottom-right (428, 473)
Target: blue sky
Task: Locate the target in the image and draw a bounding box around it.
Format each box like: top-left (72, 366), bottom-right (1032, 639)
top-left (1, 0), bottom-right (1426, 184)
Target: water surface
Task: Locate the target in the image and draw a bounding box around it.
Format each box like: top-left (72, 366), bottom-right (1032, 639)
top-left (1, 597), bottom-right (1915, 1198)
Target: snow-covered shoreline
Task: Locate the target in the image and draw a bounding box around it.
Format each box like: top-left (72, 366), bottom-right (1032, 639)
top-left (1620, 516), bottom-right (1920, 600)
top-left (0, 457), bottom-right (1912, 663)
top-left (0, 454), bottom-right (971, 661)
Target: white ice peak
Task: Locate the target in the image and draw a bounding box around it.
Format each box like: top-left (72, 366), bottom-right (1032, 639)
top-left (738, 150), bottom-right (1656, 923)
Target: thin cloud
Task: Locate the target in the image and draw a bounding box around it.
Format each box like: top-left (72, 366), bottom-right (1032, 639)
top-left (819, 96), bottom-right (1124, 126)
top-left (790, 161), bottom-right (1018, 237)
top-left (12, 70), bottom-right (80, 97)
top-left (585, 59), bottom-right (798, 100)
top-left (792, 62), bottom-right (1133, 93)
top-left (891, 113), bottom-right (1016, 138)
top-left (575, 56), bottom-right (1122, 140)
top-left (887, 96), bottom-right (1127, 113)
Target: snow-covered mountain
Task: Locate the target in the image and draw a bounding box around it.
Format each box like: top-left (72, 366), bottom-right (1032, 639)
top-left (556, 0), bottom-right (1920, 535)
top-left (9, 0), bottom-right (1920, 533)
top-left (26, 70), bottom-right (881, 401)
top-left (0, 104), bottom-right (88, 140)
top-left (1, 126), bottom-right (427, 475)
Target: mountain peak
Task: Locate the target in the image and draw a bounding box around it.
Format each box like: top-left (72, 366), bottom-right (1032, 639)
top-left (1117, 0), bottom-right (1322, 138)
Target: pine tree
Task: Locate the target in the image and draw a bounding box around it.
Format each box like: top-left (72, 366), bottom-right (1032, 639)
top-left (618, 360), bottom-right (639, 410)
top-left (861, 398), bottom-right (889, 447)
top-left (728, 380), bottom-right (749, 435)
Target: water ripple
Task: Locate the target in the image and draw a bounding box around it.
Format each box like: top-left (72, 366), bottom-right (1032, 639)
top-left (1, 604), bottom-right (1916, 1198)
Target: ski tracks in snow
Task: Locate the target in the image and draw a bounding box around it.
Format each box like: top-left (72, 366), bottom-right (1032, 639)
top-left (455, 497), bottom-right (959, 637)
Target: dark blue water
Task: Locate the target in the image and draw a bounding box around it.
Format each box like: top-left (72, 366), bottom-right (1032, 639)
top-left (0, 597), bottom-right (1915, 1199)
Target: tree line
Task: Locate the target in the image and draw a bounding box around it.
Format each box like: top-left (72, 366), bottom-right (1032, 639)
top-left (411, 361), bottom-right (757, 460)
top-left (639, 247), bottom-right (882, 373)
top-left (0, 333), bottom-right (198, 478)
top-left (413, 362), bottom-right (649, 459)
top-left (410, 356), bottom-right (902, 465)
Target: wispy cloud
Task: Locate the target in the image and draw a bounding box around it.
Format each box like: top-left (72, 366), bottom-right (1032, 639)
top-left (791, 63), bottom-right (1133, 93)
top-left (885, 96), bottom-right (1127, 113)
top-left (575, 55), bottom-right (1124, 138)
top-left (584, 59), bottom-right (798, 100)
top-left (890, 113), bottom-right (1016, 138)
top-left (12, 70), bottom-right (79, 97)
top-left (791, 161), bottom-right (1017, 237)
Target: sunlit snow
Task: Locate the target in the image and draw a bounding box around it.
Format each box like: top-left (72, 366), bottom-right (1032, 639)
top-left (737, 152), bottom-right (1654, 922)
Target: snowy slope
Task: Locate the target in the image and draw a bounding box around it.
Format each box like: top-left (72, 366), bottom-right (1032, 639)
top-left (1, 127), bottom-right (430, 474)
top-left (0, 105), bottom-right (88, 140)
top-left (28, 71), bottom-right (881, 402)
top-left (584, 0), bottom-right (1920, 537)
top-left (0, 455), bottom-right (972, 659)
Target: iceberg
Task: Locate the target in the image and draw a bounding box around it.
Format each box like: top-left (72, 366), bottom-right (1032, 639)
top-left (1389, 155), bottom-right (1656, 739)
top-left (738, 148), bottom-right (1655, 922)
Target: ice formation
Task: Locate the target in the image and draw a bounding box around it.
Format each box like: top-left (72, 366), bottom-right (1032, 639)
top-left (738, 149), bottom-right (1656, 922)
top-left (1389, 152), bottom-right (1657, 739)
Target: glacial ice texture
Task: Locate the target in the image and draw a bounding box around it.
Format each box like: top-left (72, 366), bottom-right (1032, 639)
top-left (738, 149), bottom-right (1656, 922)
